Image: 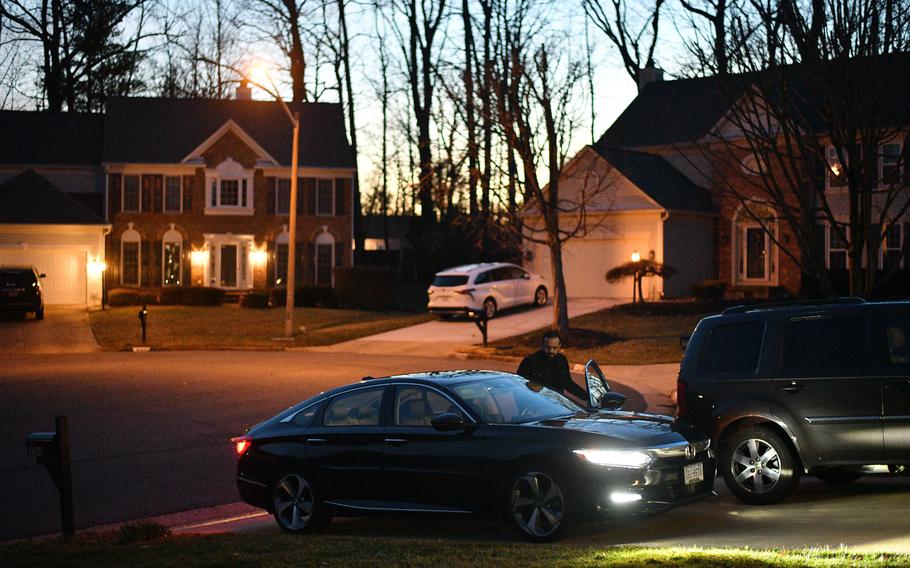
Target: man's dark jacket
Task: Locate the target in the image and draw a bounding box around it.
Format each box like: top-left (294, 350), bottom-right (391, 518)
top-left (516, 350), bottom-right (587, 401)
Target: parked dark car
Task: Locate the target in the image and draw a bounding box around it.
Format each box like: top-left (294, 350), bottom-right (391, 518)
top-left (678, 298), bottom-right (910, 505)
top-left (0, 266), bottom-right (44, 320)
top-left (232, 362), bottom-right (715, 542)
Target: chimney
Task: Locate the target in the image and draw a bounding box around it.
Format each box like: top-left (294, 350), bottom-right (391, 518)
top-left (637, 65), bottom-right (664, 92)
top-left (235, 81), bottom-right (252, 101)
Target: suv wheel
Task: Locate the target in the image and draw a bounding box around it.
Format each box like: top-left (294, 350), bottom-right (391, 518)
top-left (35, 307), bottom-right (44, 321)
top-left (483, 298), bottom-right (497, 319)
top-left (534, 286), bottom-right (548, 307)
top-left (720, 426), bottom-right (801, 505)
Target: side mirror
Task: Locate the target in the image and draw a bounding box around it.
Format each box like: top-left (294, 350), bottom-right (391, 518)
top-left (679, 334), bottom-right (691, 352)
top-left (39, 273), bottom-right (47, 278)
top-left (431, 413), bottom-right (466, 431)
top-left (598, 392), bottom-right (626, 410)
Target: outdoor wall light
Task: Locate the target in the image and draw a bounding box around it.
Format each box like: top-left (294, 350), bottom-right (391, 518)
top-left (87, 259), bottom-right (107, 276)
top-left (630, 251), bottom-right (641, 263)
top-left (249, 248), bottom-right (268, 267)
top-left (190, 250), bottom-right (208, 265)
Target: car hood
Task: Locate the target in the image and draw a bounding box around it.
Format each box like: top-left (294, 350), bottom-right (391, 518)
top-left (531, 410), bottom-right (697, 448)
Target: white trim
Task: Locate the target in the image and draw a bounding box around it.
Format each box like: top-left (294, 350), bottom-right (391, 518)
top-left (731, 205), bottom-right (779, 287)
top-left (180, 119), bottom-right (279, 165)
top-left (200, 233), bottom-right (256, 290)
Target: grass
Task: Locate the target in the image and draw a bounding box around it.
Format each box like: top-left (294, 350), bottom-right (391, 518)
top-left (89, 306), bottom-right (433, 350)
top-left (477, 301), bottom-right (730, 365)
top-left (3, 533), bottom-right (908, 568)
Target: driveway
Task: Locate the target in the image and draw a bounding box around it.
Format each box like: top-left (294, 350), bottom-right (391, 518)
top-left (308, 298), bottom-right (618, 358)
top-left (0, 305), bottom-right (99, 354)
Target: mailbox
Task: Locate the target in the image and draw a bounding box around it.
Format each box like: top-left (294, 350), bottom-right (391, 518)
top-left (467, 309), bottom-right (489, 347)
top-left (26, 416), bottom-right (74, 537)
top-left (26, 432), bottom-right (58, 465)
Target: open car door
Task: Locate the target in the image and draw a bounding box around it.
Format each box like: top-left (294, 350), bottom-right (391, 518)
top-left (584, 359), bottom-right (626, 410)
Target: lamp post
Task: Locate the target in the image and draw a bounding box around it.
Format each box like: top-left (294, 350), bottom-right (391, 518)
top-left (247, 68), bottom-right (300, 338)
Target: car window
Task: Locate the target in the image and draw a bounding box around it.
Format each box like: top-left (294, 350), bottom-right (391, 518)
top-left (474, 270), bottom-right (493, 284)
top-left (782, 316), bottom-right (866, 371)
top-left (511, 267), bottom-right (529, 279)
top-left (452, 376), bottom-right (583, 424)
top-left (323, 387), bottom-right (384, 427)
top-left (394, 386), bottom-right (465, 426)
top-left (699, 321), bottom-right (765, 375)
top-left (0, 271), bottom-right (36, 287)
top-left (433, 275), bottom-right (468, 287)
top-left (868, 313), bottom-right (910, 366)
top-left (290, 402), bottom-right (323, 427)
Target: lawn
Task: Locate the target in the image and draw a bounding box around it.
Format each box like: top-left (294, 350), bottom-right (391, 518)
top-left (89, 306), bottom-right (433, 350)
top-left (4, 533), bottom-right (907, 568)
top-left (477, 301), bottom-right (728, 365)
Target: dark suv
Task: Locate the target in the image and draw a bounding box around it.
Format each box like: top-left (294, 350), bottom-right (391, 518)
top-left (0, 266), bottom-right (45, 320)
top-left (678, 298), bottom-right (910, 505)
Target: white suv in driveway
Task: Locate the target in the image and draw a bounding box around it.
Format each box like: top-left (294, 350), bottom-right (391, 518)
top-left (427, 262), bottom-right (549, 319)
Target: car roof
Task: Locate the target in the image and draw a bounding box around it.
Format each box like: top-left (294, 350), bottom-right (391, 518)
top-left (435, 262), bottom-right (516, 275)
top-left (705, 298), bottom-right (910, 323)
top-left (361, 369), bottom-right (521, 386)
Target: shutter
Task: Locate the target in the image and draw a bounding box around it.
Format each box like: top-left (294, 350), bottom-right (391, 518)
top-left (267, 240), bottom-right (276, 286)
top-left (305, 178), bottom-right (316, 215)
top-left (140, 240), bottom-right (151, 287)
top-left (153, 239), bottom-right (163, 286)
top-left (182, 175), bottom-right (193, 212)
top-left (108, 237), bottom-right (120, 286)
top-left (816, 224), bottom-right (827, 267)
top-left (154, 175), bottom-right (164, 213)
top-left (140, 176), bottom-right (149, 213)
top-left (108, 174), bottom-right (122, 219)
top-left (298, 241), bottom-right (308, 284)
top-left (266, 177), bottom-right (276, 215)
top-left (903, 138), bottom-right (910, 183)
top-left (182, 246), bottom-right (191, 287)
top-left (334, 178), bottom-right (348, 216)
top-left (904, 222), bottom-right (910, 268)
top-left (306, 241), bottom-right (316, 285)
top-left (335, 242), bottom-right (345, 267)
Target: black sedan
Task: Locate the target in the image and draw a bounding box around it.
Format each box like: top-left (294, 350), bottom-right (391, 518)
top-left (232, 361), bottom-right (715, 542)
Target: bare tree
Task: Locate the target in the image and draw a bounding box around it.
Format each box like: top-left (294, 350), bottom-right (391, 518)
top-left (583, 0), bottom-right (666, 89)
top-left (248, 0), bottom-right (309, 102)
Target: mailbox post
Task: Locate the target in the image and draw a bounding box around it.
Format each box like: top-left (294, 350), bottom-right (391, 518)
top-left (469, 309), bottom-right (489, 348)
top-left (26, 415), bottom-right (75, 538)
top-left (138, 304), bottom-right (148, 343)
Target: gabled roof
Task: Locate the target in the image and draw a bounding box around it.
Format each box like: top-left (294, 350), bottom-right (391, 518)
top-left (0, 110), bottom-right (103, 166)
top-left (0, 170), bottom-right (106, 225)
top-left (103, 97), bottom-right (355, 168)
top-left (591, 146), bottom-right (713, 213)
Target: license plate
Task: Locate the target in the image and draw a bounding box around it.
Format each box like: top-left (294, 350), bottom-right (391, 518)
top-left (683, 462), bottom-right (704, 485)
top-left (2, 291), bottom-right (17, 297)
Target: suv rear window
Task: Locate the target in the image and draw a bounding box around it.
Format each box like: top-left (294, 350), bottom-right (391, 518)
top-left (782, 316), bottom-right (866, 370)
top-left (433, 275), bottom-right (469, 287)
top-left (700, 321), bottom-right (765, 374)
top-left (0, 271), bottom-right (36, 287)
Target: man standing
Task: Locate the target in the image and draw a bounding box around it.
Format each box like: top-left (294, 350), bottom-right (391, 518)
top-left (516, 331), bottom-right (587, 402)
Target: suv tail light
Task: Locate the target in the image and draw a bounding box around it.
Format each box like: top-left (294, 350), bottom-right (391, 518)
top-left (231, 436), bottom-right (252, 456)
top-left (676, 378), bottom-right (688, 418)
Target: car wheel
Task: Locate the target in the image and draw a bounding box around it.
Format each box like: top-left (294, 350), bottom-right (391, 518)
top-left (720, 426), bottom-right (801, 505)
top-left (483, 298), bottom-right (497, 319)
top-left (271, 470), bottom-right (330, 534)
top-left (508, 467), bottom-right (573, 542)
top-left (534, 286), bottom-right (548, 307)
top-left (35, 307), bottom-right (44, 321)
top-left (814, 467), bottom-right (862, 484)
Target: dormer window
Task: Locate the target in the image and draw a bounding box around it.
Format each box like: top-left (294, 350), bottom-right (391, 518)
top-left (205, 158), bottom-right (254, 215)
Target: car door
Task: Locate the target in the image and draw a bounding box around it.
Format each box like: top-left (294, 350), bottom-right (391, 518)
top-left (869, 309), bottom-right (910, 462)
top-left (381, 384), bottom-right (488, 512)
top-left (490, 267), bottom-right (518, 308)
top-left (510, 267), bottom-right (535, 305)
top-left (303, 385), bottom-right (388, 506)
top-left (773, 314), bottom-right (884, 464)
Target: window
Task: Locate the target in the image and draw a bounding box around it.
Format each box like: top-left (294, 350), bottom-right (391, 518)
top-left (162, 229), bottom-right (182, 286)
top-left (123, 175), bottom-right (140, 212)
top-left (828, 224), bottom-right (848, 269)
top-left (164, 176), bottom-right (182, 213)
top-left (873, 314), bottom-right (910, 365)
top-left (475, 271), bottom-right (493, 284)
top-left (206, 159), bottom-right (253, 213)
top-left (220, 179), bottom-right (239, 206)
top-left (121, 228), bottom-right (141, 286)
top-left (881, 143), bottom-right (901, 186)
top-left (452, 376), bottom-right (582, 424)
top-left (432, 275), bottom-right (468, 287)
top-left (827, 147), bottom-right (848, 189)
top-left (290, 402), bottom-right (323, 427)
top-left (733, 205), bottom-right (777, 285)
top-left (276, 179), bottom-right (291, 215)
top-left (315, 232), bottom-right (334, 286)
top-left (317, 179), bottom-right (334, 215)
top-left (699, 322), bottom-right (765, 374)
top-left (782, 316), bottom-right (866, 371)
top-left (883, 224), bottom-right (903, 270)
top-left (323, 387), bottom-right (384, 427)
top-left (395, 387), bottom-right (465, 426)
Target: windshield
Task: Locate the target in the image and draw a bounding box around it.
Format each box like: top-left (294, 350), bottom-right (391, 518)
top-left (432, 275), bottom-right (469, 287)
top-left (452, 376), bottom-right (585, 424)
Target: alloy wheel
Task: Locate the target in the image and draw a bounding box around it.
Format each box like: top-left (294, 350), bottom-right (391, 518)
top-left (511, 471), bottom-right (564, 538)
top-left (730, 438), bottom-right (782, 494)
top-left (534, 287), bottom-right (548, 306)
top-left (483, 299), bottom-right (497, 319)
top-left (273, 473), bottom-right (315, 531)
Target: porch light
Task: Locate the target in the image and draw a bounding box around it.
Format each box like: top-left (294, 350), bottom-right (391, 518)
top-left (87, 259), bottom-right (107, 276)
top-left (249, 248), bottom-right (268, 267)
top-left (190, 249), bottom-right (208, 265)
top-left (630, 251), bottom-right (641, 263)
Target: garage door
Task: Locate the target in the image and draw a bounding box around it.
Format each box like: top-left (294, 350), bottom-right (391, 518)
top-left (0, 247), bottom-right (86, 305)
top-left (561, 239), bottom-right (631, 298)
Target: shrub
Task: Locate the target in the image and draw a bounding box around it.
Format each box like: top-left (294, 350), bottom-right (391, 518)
top-left (692, 279), bottom-right (727, 300)
top-left (270, 286), bottom-right (337, 308)
top-left (117, 519), bottom-right (171, 544)
top-left (108, 288), bottom-right (159, 306)
top-left (335, 267), bottom-right (397, 310)
top-left (159, 286), bottom-right (225, 306)
top-left (240, 290), bottom-right (271, 309)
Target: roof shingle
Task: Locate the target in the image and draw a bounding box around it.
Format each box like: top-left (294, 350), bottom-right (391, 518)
top-left (0, 170), bottom-right (106, 225)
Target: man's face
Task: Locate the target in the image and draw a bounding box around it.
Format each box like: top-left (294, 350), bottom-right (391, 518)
top-left (542, 337), bottom-right (561, 359)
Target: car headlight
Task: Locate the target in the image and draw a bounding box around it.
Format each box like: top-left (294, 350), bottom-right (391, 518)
top-left (573, 448), bottom-right (652, 468)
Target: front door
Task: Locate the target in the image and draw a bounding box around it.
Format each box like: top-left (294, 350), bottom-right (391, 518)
top-left (220, 244), bottom-right (237, 287)
top-left (745, 227), bottom-right (767, 279)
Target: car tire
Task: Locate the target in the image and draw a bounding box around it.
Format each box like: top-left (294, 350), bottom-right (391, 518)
top-left (720, 426), bottom-right (801, 505)
top-left (814, 467), bottom-right (862, 484)
top-left (507, 465), bottom-right (573, 542)
top-left (483, 298), bottom-right (497, 319)
top-left (35, 307), bottom-right (44, 321)
top-left (271, 470), bottom-right (331, 534)
top-left (534, 286), bottom-right (548, 307)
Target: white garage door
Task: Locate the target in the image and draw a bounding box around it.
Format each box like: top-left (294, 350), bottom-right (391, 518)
top-left (561, 239), bottom-right (631, 298)
top-left (0, 247), bottom-right (86, 305)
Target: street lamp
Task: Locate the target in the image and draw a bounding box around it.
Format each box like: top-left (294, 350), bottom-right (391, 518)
top-left (247, 66), bottom-right (300, 338)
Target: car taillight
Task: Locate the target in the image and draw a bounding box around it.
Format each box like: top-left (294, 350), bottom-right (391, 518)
top-left (231, 436), bottom-right (252, 456)
top-left (676, 378), bottom-right (687, 418)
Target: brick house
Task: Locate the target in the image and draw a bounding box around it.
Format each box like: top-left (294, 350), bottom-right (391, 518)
top-left (0, 96), bottom-right (355, 304)
top-left (524, 65), bottom-right (908, 300)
